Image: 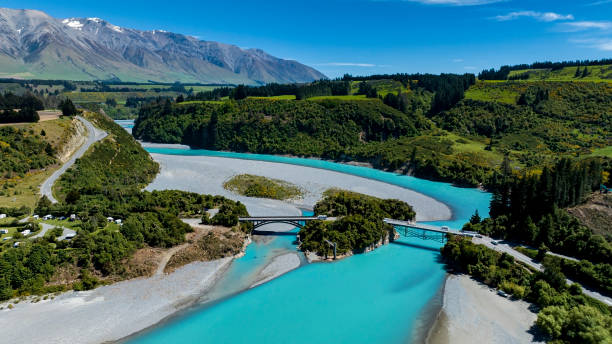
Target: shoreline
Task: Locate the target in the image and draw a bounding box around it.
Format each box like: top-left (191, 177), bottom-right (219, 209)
top-left (139, 141), bottom-right (485, 191)
top-left (117, 243), bottom-right (304, 343)
top-left (0, 257), bottom-right (233, 344)
top-left (142, 142), bottom-right (461, 222)
top-left (146, 152), bottom-right (452, 223)
top-left (426, 274), bottom-right (544, 344)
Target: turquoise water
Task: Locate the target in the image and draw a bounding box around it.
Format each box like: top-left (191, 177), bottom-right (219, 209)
top-left (116, 120), bottom-right (135, 129)
top-left (128, 145), bottom-right (491, 343)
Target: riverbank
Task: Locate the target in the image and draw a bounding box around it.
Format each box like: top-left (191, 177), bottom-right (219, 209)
top-left (145, 152), bottom-right (451, 223)
top-left (427, 274), bottom-right (543, 344)
top-left (0, 258), bottom-right (232, 344)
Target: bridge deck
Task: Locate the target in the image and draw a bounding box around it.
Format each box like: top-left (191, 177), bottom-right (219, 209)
top-left (383, 218), bottom-right (468, 236)
top-left (239, 216), bottom-right (320, 221)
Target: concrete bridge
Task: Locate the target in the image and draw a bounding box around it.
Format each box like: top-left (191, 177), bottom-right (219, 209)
top-left (238, 216), bottom-right (466, 243)
top-left (238, 216), bottom-right (327, 230)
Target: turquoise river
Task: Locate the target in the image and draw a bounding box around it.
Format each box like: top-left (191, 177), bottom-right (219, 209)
top-left (123, 140), bottom-right (491, 343)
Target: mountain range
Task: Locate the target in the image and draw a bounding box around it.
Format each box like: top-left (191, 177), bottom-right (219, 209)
top-left (0, 8), bottom-right (326, 84)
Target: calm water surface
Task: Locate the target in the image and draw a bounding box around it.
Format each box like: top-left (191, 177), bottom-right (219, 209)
top-left (117, 122), bottom-right (490, 343)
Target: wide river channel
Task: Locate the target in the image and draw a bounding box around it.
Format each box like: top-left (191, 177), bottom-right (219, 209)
top-left (119, 121), bottom-right (491, 344)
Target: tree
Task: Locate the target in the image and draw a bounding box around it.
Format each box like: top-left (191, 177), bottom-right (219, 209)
top-left (537, 306), bottom-right (568, 338)
top-left (175, 95), bottom-right (184, 103)
top-left (582, 66), bottom-right (589, 78)
top-left (574, 66), bottom-right (582, 78)
top-left (18, 108), bottom-right (39, 122)
top-left (60, 99), bottom-right (77, 117)
top-left (65, 190), bottom-right (81, 204)
top-left (207, 111), bottom-right (219, 148)
top-left (233, 85), bottom-right (248, 100)
top-left (470, 209), bottom-right (481, 224)
top-left (105, 98), bottom-right (117, 107)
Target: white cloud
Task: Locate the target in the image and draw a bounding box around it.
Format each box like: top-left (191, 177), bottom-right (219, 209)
top-left (561, 21), bottom-right (612, 31)
top-left (452, 58), bottom-right (464, 63)
top-left (316, 63), bottom-right (377, 67)
top-left (570, 38), bottom-right (612, 51)
top-left (464, 66), bottom-right (477, 70)
top-left (402, 0), bottom-right (504, 5)
top-left (495, 11), bottom-right (574, 22)
top-left (599, 41), bottom-right (612, 50)
top-left (586, 0), bottom-right (612, 5)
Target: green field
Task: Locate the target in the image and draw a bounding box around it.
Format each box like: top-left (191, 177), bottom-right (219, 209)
top-left (308, 94), bottom-right (369, 101)
top-left (507, 64), bottom-right (612, 82)
top-left (67, 91), bottom-right (181, 104)
top-left (107, 84), bottom-right (223, 92)
top-left (464, 81), bottom-right (524, 104)
top-left (588, 146), bottom-right (612, 158)
top-left (249, 95), bottom-right (297, 100)
top-left (350, 79), bottom-right (408, 97)
top-left (177, 100), bottom-right (225, 105)
top-left (443, 132), bottom-right (504, 165)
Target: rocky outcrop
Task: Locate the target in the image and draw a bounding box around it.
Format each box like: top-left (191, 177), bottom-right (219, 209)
top-left (56, 118), bottom-right (86, 163)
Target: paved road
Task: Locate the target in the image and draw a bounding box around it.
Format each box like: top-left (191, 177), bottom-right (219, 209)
top-left (30, 223), bottom-right (77, 241)
top-left (473, 236), bottom-right (612, 306)
top-left (40, 116), bottom-right (107, 203)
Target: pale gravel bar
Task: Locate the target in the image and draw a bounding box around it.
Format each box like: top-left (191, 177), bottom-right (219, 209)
top-left (0, 258), bottom-right (232, 344)
top-left (145, 153), bottom-right (452, 227)
top-left (427, 274), bottom-right (544, 344)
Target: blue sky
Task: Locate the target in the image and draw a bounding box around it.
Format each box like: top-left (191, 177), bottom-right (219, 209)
top-left (5, 0), bottom-right (612, 77)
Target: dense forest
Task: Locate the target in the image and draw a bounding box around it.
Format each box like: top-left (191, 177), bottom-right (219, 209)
top-left (133, 75), bottom-right (611, 188)
top-left (299, 190), bottom-right (414, 256)
top-left (463, 157), bottom-right (612, 297)
top-left (0, 112), bottom-right (249, 299)
top-left (133, 98), bottom-right (503, 186)
top-left (441, 237), bottom-right (612, 343)
top-left (0, 127), bottom-right (56, 179)
top-left (478, 58), bottom-right (612, 80)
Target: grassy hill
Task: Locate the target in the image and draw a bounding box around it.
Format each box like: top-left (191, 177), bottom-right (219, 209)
top-left (134, 77), bottom-right (612, 187)
top-left (508, 64), bottom-right (612, 82)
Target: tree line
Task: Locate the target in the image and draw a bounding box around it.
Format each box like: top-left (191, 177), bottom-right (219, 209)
top-left (464, 157), bottom-right (612, 295)
top-left (478, 58), bottom-right (612, 80)
top-left (0, 92), bottom-right (44, 123)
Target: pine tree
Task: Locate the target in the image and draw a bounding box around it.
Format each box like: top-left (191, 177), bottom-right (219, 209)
top-left (470, 210), bottom-right (481, 224)
top-left (574, 66), bottom-right (581, 78)
top-left (582, 66), bottom-right (589, 78)
top-left (207, 111), bottom-right (219, 148)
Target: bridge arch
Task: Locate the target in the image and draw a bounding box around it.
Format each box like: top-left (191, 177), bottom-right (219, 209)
top-left (251, 220), bottom-right (305, 230)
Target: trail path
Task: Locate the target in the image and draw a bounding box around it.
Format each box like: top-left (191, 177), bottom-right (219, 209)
top-left (155, 243), bottom-right (190, 276)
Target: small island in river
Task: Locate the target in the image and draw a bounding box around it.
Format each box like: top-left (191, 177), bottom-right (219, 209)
top-left (300, 189), bottom-right (415, 260)
top-left (223, 173), bottom-right (304, 200)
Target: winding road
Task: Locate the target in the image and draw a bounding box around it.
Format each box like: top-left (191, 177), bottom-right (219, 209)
top-left (40, 116), bottom-right (107, 203)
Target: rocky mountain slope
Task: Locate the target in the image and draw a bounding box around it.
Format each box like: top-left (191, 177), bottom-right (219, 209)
top-left (0, 8), bottom-right (326, 84)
